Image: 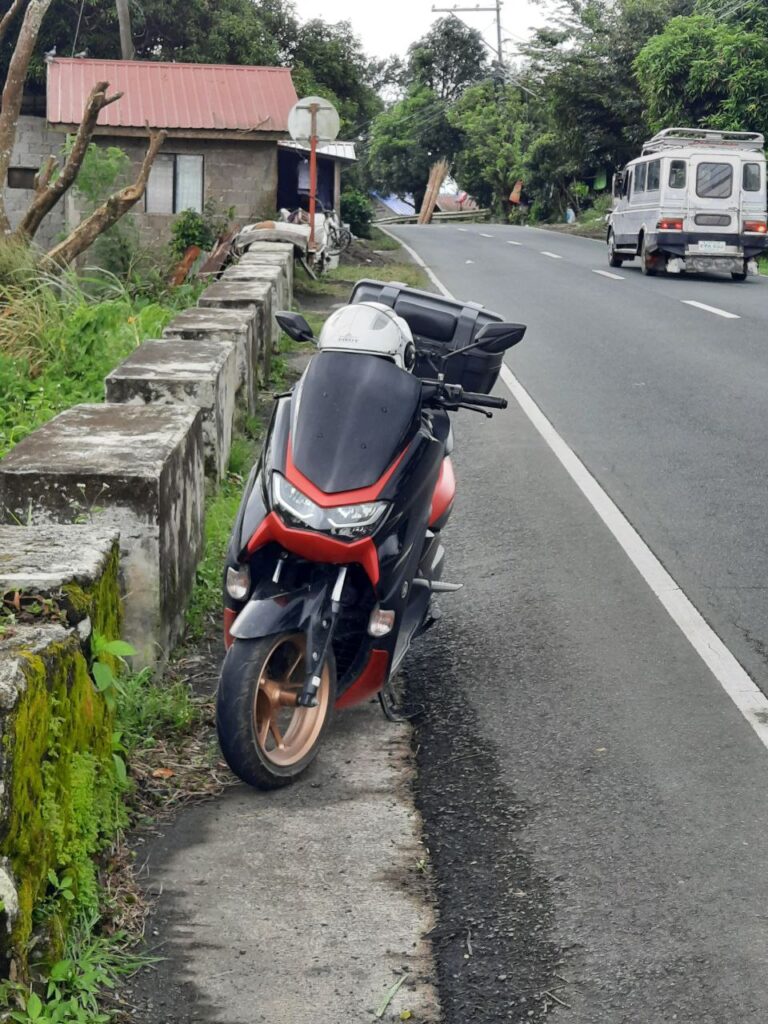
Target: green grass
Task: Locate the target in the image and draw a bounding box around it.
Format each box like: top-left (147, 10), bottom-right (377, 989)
top-left (116, 670), bottom-right (198, 756)
top-left (0, 268), bottom-right (200, 459)
top-left (368, 226), bottom-right (402, 250)
top-left (326, 262), bottom-right (429, 289)
top-left (184, 416), bottom-right (264, 642)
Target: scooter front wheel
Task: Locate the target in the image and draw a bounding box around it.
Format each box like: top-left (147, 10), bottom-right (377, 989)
top-left (216, 633), bottom-right (336, 790)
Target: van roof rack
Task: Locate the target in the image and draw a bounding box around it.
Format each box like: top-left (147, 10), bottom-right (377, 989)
top-left (642, 127), bottom-right (765, 154)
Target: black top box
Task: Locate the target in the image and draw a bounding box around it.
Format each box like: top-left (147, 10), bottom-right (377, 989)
top-left (349, 279), bottom-right (505, 395)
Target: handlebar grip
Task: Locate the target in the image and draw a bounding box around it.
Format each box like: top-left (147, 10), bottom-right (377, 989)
top-left (461, 392), bottom-right (508, 409)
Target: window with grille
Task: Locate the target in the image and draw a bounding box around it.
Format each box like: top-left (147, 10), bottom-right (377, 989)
top-left (145, 154), bottom-right (204, 214)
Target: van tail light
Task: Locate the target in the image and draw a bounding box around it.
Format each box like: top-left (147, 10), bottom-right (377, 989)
top-left (744, 220), bottom-right (767, 234)
top-left (657, 217), bottom-right (684, 231)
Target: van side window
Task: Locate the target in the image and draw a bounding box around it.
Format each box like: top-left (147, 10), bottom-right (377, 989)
top-left (669, 160), bottom-right (686, 189)
top-left (647, 159), bottom-right (660, 191)
top-left (696, 162), bottom-right (733, 198)
top-left (743, 163), bottom-right (762, 192)
top-left (634, 163), bottom-right (646, 193)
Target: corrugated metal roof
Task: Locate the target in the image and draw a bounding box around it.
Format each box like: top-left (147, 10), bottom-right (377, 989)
top-left (278, 140), bottom-right (356, 162)
top-left (47, 58), bottom-right (298, 133)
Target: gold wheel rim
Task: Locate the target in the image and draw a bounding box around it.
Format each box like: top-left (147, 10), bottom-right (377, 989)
top-left (252, 634), bottom-right (330, 768)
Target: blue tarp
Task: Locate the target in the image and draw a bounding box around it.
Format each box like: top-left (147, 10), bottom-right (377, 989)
top-left (374, 193), bottom-right (416, 216)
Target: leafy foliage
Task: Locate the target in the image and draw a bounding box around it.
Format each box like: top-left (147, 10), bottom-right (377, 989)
top-left (169, 200), bottom-right (234, 258)
top-left (366, 87), bottom-right (460, 209)
top-left (340, 189), bottom-right (373, 238)
top-left (405, 17), bottom-right (489, 102)
top-left (449, 82), bottom-right (528, 214)
top-left (635, 14), bottom-right (768, 136)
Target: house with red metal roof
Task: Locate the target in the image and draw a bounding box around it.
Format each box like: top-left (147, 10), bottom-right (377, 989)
top-left (5, 57), bottom-right (300, 248)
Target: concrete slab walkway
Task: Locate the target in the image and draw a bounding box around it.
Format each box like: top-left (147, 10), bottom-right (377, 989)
top-left (128, 702), bottom-right (440, 1024)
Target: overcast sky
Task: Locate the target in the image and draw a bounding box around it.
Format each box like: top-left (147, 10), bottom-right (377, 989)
top-left (292, 0), bottom-right (552, 61)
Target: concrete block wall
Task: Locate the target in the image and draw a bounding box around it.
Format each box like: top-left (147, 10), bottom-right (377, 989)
top-left (0, 241), bottom-right (293, 669)
top-left (3, 116), bottom-right (67, 251)
top-left (0, 240), bottom-right (293, 963)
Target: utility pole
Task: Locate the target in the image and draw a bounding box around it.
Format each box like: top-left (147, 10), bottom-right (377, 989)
top-left (115, 0), bottom-right (134, 60)
top-left (432, 1), bottom-right (504, 62)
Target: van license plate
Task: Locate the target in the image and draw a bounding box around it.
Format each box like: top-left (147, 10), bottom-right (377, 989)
top-left (698, 240), bottom-right (727, 253)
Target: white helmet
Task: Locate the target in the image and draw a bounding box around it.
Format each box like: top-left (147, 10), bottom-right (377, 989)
top-left (317, 302), bottom-right (416, 372)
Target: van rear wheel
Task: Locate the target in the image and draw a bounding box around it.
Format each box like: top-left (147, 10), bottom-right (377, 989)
top-left (640, 236), bottom-right (658, 276)
top-left (607, 230), bottom-right (624, 268)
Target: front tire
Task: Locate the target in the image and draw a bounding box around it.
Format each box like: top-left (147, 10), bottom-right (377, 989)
top-left (216, 633), bottom-right (336, 790)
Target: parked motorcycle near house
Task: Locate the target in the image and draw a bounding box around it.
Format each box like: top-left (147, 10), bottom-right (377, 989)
top-left (216, 280), bottom-right (526, 789)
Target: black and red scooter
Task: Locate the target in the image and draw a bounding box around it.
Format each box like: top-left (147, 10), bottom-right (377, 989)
top-left (217, 279), bottom-right (525, 789)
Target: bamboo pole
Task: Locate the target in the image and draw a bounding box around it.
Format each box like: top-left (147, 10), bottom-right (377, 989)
top-left (417, 159), bottom-right (450, 225)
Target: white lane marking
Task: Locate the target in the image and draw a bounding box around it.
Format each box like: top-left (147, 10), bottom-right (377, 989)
top-left (541, 251), bottom-right (562, 259)
top-left (592, 269), bottom-right (624, 281)
top-left (465, 259), bottom-right (474, 264)
top-left (500, 361), bottom-right (768, 750)
top-left (479, 232), bottom-right (494, 238)
top-left (507, 240), bottom-right (523, 246)
top-left (385, 222), bottom-right (768, 753)
top-left (457, 228), bottom-right (468, 232)
top-left (682, 300), bottom-right (740, 320)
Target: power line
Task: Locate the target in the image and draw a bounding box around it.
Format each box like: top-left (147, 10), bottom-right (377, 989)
top-left (432, 1), bottom-right (504, 62)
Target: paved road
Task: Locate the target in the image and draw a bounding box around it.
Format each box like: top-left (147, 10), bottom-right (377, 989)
top-left (390, 224), bottom-right (768, 1022)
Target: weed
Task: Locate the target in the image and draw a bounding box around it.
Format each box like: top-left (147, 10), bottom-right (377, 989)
top-left (0, 912), bottom-right (153, 1024)
top-left (116, 670), bottom-right (197, 756)
top-left (185, 439), bottom-right (260, 642)
top-left (0, 258), bottom-right (196, 458)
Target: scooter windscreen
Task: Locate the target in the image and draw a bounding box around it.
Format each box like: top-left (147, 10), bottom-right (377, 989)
top-left (290, 351), bottom-right (422, 494)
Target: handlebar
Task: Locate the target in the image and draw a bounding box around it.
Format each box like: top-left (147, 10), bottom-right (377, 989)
top-left (461, 391), bottom-right (508, 409)
top-left (421, 379), bottom-right (508, 412)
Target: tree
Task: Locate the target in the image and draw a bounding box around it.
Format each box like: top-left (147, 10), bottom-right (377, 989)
top-left (405, 17), bottom-right (489, 102)
top-left (635, 14), bottom-right (768, 137)
top-left (0, 0), bottom-right (165, 262)
top-left (2, 0), bottom-right (298, 87)
top-left (449, 81), bottom-right (528, 214)
top-left (694, 0), bottom-right (768, 33)
top-left (290, 19), bottom-right (383, 134)
top-left (366, 86), bottom-right (460, 210)
top-left (518, 0), bottom-right (696, 215)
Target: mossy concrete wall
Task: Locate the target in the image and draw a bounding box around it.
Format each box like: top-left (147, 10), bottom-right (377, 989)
top-left (0, 532), bottom-right (124, 972)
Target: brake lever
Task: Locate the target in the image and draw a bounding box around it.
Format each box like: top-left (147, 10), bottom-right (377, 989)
top-left (461, 404), bottom-right (493, 418)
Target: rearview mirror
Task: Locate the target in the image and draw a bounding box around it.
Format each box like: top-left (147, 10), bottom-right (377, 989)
top-left (612, 172), bottom-right (623, 198)
top-left (474, 321), bottom-right (526, 355)
top-left (275, 311), bottom-right (314, 343)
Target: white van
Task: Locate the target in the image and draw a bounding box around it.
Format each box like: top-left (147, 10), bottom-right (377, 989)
top-left (607, 128), bottom-right (767, 280)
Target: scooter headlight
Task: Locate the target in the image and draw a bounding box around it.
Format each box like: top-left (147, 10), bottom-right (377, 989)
top-left (272, 473), bottom-right (388, 538)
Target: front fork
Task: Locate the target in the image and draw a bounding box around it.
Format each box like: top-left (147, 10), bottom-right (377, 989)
top-left (299, 565), bottom-right (347, 707)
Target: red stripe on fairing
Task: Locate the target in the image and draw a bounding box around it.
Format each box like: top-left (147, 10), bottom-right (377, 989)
top-left (335, 649), bottom-right (390, 709)
top-left (285, 440), bottom-right (406, 507)
top-left (429, 456), bottom-right (456, 527)
top-left (224, 607), bottom-right (238, 649)
top-left (245, 511), bottom-right (380, 586)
